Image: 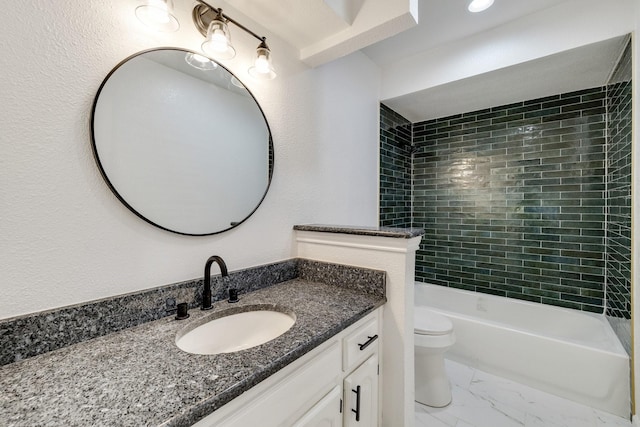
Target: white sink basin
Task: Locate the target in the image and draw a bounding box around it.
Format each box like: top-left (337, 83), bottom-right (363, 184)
top-left (176, 309), bottom-right (296, 355)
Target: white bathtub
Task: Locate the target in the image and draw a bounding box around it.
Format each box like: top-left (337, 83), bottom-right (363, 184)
top-left (415, 283), bottom-right (630, 417)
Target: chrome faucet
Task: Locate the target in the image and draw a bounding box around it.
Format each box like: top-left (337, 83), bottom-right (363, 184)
top-left (202, 255), bottom-right (228, 310)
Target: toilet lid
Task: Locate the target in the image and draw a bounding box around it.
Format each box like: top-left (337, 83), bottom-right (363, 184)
top-left (414, 308), bottom-right (453, 335)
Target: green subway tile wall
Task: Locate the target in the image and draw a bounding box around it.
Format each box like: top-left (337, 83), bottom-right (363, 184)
top-left (380, 56), bottom-right (632, 315)
top-left (606, 41), bottom-right (632, 319)
top-left (411, 88), bottom-right (608, 313)
top-left (380, 104), bottom-right (412, 228)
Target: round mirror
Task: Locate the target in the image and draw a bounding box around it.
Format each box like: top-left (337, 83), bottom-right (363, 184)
top-left (91, 48), bottom-right (273, 236)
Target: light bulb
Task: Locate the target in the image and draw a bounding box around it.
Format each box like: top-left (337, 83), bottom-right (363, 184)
top-left (248, 43), bottom-right (276, 80)
top-left (468, 0), bottom-right (494, 13)
top-left (135, 0), bottom-right (179, 32)
top-left (148, 1), bottom-right (170, 23)
top-left (185, 52), bottom-right (218, 71)
top-left (191, 53), bottom-right (209, 63)
top-left (210, 30), bottom-right (229, 52)
top-left (201, 19), bottom-right (236, 59)
top-left (254, 54), bottom-right (270, 74)
top-left (231, 76), bottom-right (245, 88)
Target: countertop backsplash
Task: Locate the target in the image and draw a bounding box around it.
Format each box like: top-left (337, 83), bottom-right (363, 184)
top-left (0, 258), bottom-right (385, 366)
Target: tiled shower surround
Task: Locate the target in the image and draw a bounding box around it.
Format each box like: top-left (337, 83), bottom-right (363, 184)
top-left (380, 104), bottom-right (412, 228)
top-left (380, 44), bottom-right (632, 316)
top-left (413, 88), bottom-right (609, 313)
top-left (606, 41), bottom-right (632, 319)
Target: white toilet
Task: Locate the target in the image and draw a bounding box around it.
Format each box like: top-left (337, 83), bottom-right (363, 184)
top-left (414, 307), bottom-right (456, 407)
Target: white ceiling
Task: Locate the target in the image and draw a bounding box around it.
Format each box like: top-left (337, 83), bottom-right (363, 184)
top-left (225, 0), bottom-right (418, 67)
top-left (362, 0), bottom-right (630, 122)
top-left (363, 0), bottom-right (571, 64)
top-left (225, 0), bottom-right (631, 122)
top-left (379, 35), bottom-right (629, 122)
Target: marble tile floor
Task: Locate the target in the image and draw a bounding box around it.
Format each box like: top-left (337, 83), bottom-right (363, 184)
top-left (415, 359), bottom-right (632, 427)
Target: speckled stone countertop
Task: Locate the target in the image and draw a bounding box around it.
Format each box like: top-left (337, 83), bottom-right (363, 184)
top-left (294, 224), bottom-right (425, 238)
top-left (1, 279), bottom-right (385, 427)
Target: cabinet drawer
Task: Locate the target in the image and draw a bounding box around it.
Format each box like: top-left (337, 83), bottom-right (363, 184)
top-left (342, 315), bottom-right (379, 372)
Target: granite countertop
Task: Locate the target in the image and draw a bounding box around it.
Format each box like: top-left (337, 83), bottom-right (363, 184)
top-left (294, 224), bottom-right (425, 239)
top-left (1, 279), bottom-right (385, 427)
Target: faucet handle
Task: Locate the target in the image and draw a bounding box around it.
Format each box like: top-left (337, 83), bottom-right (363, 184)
top-left (165, 297), bottom-right (177, 313)
top-left (228, 288), bottom-right (239, 303)
top-left (175, 302), bottom-right (190, 320)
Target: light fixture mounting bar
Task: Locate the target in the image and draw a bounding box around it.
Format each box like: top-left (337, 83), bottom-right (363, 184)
top-left (193, 1), bottom-right (265, 43)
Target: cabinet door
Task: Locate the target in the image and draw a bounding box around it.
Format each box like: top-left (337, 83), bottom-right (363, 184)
top-left (292, 385), bottom-right (342, 427)
top-left (343, 354), bottom-right (378, 427)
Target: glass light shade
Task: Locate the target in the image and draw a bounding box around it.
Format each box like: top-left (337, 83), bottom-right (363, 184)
top-left (201, 19), bottom-right (236, 60)
top-left (248, 46), bottom-right (276, 80)
top-left (135, 0), bottom-right (179, 32)
top-left (467, 0), bottom-right (494, 13)
top-left (185, 52), bottom-right (218, 71)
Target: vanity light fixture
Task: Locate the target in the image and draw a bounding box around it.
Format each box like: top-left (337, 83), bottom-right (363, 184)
top-left (248, 38), bottom-right (277, 80)
top-left (135, 0), bottom-right (179, 32)
top-left (467, 0), bottom-right (494, 13)
top-left (184, 52), bottom-right (218, 70)
top-left (201, 8), bottom-right (236, 60)
top-left (135, 0), bottom-right (277, 79)
top-left (192, 1), bottom-right (277, 80)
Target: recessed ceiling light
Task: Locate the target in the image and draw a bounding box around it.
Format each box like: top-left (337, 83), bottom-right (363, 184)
top-left (468, 0), bottom-right (494, 13)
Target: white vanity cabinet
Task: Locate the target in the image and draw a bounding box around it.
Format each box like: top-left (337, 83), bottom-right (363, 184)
top-left (193, 308), bottom-right (382, 427)
top-left (341, 314), bottom-right (380, 427)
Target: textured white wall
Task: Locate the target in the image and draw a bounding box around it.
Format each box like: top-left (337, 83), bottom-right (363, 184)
top-left (0, 0), bottom-right (380, 319)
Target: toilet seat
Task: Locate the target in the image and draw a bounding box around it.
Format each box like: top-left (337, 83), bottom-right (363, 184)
top-left (414, 308), bottom-right (453, 336)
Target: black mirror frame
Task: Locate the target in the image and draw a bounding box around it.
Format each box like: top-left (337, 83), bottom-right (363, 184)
top-left (90, 47), bottom-right (274, 236)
